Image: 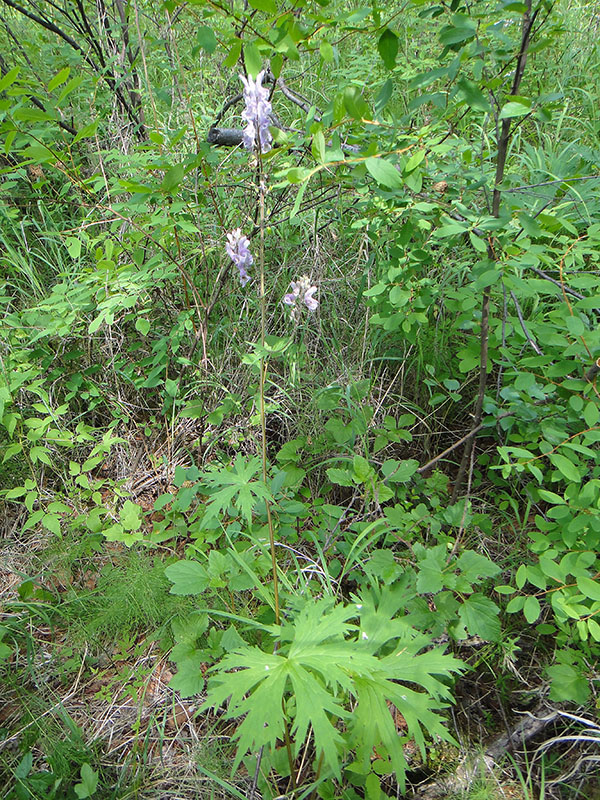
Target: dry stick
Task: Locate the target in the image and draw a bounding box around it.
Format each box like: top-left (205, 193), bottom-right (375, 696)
top-left (510, 290), bottom-right (544, 355)
top-left (452, 0), bottom-right (538, 504)
top-left (410, 705), bottom-right (559, 800)
top-left (1, 0), bottom-right (144, 135)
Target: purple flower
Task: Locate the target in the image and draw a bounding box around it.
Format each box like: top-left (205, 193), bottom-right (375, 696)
top-left (240, 70), bottom-right (273, 154)
top-left (226, 228), bottom-right (253, 287)
top-left (283, 276), bottom-right (319, 320)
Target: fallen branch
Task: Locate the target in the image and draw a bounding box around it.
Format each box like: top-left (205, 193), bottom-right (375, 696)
top-left (410, 705), bottom-right (558, 799)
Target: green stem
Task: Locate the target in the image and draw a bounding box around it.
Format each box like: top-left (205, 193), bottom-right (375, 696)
top-left (257, 162), bottom-right (280, 627)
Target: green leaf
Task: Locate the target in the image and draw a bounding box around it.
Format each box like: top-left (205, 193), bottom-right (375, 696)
top-left (74, 764), bottom-right (98, 799)
top-left (381, 459), bottom-right (419, 483)
top-left (166, 560), bottom-right (210, 595)
top-left (320, 40), bottom-right (334, 63)
top-left (523, 595), bottom-right (541, 624)
top-left (549, 453), bottom-right (581, 483)
top-left (458, 594), bottom-right (501, 641)
top-left (161, 164), bottom-right (184, 192)
top-left (244, 42), bottom-right (262, 78)
top-left (365, 157), bottom-right (403, 189)
top-left (196, 26), bottom-right (217, 54)
top-left (249, 0), bottom-right (277, 12)
top-left (0, 66), bottom-right (19, 92)
top-left (457, 77), bottom-right (491, 112)
top-left (202, 455), bottom-right (271, 524)
top-left (456, 550), bottom-right (501, 581)
top-left (327, 467), bottom-right (354, 487)
top-left (48, 67), bottom-right (70, 92)
top-left (583, 401), bottom-right (599, 428)
top-left (547, 663), bottom-right (589, 704)
top-left (416, 545), bottom-right (446, 594)
top-left (169, 655), bottom-right (205, 697)
top-left (223, 38), bottom-right (242, 68)
top-left (439, 16), bottom-right (476, 47)
top-left (66, 237), bottom-right (82, 259)
top-left (499, 99), bottom-right (531, 119)
top-left (135, 317), bottom-right (150, 336)
top-left (377, 29), bottom-right (398, 70)
top-left (120, 499), bottom-right (142, 531)
top-left (576, 576), bottom-right (600, 602)
top-left (72, 120), bottom-right (99, 144)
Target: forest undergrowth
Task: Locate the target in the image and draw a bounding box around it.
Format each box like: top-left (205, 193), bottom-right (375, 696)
top-left (1, 0), bottom-right (600, 798)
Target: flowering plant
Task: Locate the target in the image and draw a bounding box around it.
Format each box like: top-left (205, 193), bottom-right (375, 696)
top-left (226, 229), bottom-right (253, 286)
top-left (240, 70), bottom-right (273, 154)
top-left (283, 275), bottom-right (319, 320)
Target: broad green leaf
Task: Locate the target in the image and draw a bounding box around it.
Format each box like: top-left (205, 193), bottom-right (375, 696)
top-left (327, 467), bottom-right (354, 487)
top-left (223, 38), bottom-right (242, 68)
top-left (458, 594), bottom-right (501, 641)
top-left (499, 99), bottom-right (531, 119)
top-left (377, 29), bottom-right (398, 70)
top-left (576, 576), bottom-right (600, 602)
top-left (196, 26), bottom-right (217, 54)
top-left (365, 157), bottom-right (403, 189)
top-left (66, 237), bottom-right (82, 259)
top-left (583, 401), bottom-right (599, 428)
top-left (320, 40), bottom-right (334, 62)
top-left (74, 764), bottom-right (98, 799)
top-left (523, 595), bottom-right (541, 623)
top-left (381, 459), bottom-right (419, 483)
top-left (166, 560), bottom-right (210, 595)
top-left (456, 550), bottom-right (501, 581)
top-left (439, 17), bottom-right (476, 47)
top-left (161, 164), bottom-right (184, 192)
top-left (120, 499), bottom-right (142, 531)
top-left (249, 0), bottom-right (277, 12)
top-left (135, 317), bottom-right (150, 336)
top-left (547, 663), bottom-right (589, 703)
top-left (416, 545), bottom-right (446, 594)
top-left (549, 453), bottom-right (581, 483)
top-left (169, 655), bottom-right (205, 697)
top-left (457, 77), bottom-right (491, 112)
top-left (244, 42), bottom-right (262, 78)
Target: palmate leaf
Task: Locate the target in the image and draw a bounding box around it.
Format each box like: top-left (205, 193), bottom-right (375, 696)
top-left (201, 595), bottom-right (464, 786)
top-left (201, 455), bottom-right (272, 524)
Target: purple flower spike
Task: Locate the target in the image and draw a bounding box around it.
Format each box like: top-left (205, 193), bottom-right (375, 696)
top-left (283, 276), bottom-right (318, 320)
top-left (240, 70), bottom-right (273, 154)
top-left (226, 228), bottom-right (253, 287)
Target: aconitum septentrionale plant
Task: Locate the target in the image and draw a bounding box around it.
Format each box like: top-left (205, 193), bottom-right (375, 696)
top-left (240, 70), bottom-right (272, 154)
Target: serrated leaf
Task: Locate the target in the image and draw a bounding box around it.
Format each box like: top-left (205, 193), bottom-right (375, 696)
top-left (456, 550), bottom-right (501, 581)
top-left (326, 467), bottom-right (354, 487)
top-left (169, 655), bottom-right (205, 697)
top-left (547, 663), bottom-right (589, 703)
top-left (166, 560), bottom-right (209, 595)
top-left (458, 594), bottom-right (500, 641)
top-left (74, 764), bottom-right (98, 799)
